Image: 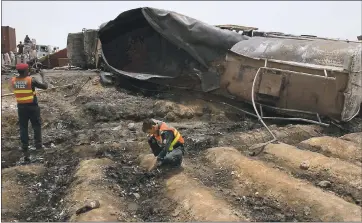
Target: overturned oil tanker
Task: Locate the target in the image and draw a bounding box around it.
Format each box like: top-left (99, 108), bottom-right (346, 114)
top-left (223, 37), bottom-right (362, 122)
top-left (98, 7), bottom-right (362, 123)
top-left (98, 7), bottom-right (249, 92)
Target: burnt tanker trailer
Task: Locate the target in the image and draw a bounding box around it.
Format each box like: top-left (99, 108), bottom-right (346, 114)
top-left (98, 7), bottom-right (361, 123)
top-left (222, 37), bottom-right (362, 123)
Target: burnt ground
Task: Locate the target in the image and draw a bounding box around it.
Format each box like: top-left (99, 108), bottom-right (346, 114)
top-left (1, 70), bottom-right (362, 222)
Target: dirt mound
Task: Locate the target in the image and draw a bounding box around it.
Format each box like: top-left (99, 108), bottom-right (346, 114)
top-left (340, 132), bottom-right (362, 145)
top-left (262, 143), bottom-right (362, 204)
top-left (217, 124), bottom-right (323, 151)
top-left (165, 172), bottom-right (245, 221)
top-left (299, 136), bottom-right (362, 164)
top-left (205, 147), bottom-right (361, 221)
top-left (64, 158), bottom-right (128, 221)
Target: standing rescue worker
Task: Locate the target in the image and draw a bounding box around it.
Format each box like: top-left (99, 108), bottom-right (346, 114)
top-left (9, 63), bottom-right (48, 161)
top-left (142, 119), bottom-right (185, 168)
top-left (24, 35), bottom-right (30, 43)
top-left (17, 41), bottom-right (24, 55)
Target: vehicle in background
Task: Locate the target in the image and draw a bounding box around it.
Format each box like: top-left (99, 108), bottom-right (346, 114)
top-left (36, 45), bottom-right (55, 58)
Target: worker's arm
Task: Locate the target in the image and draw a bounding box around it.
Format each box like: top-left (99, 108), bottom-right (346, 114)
top-left (32, 71), bottom-right (48, 90)
top-left (157, 130), bottom-right (175, 160)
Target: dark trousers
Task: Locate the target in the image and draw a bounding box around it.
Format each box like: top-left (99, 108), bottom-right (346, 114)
top-left (148, 136), bottom-right (184, 166)
top-left (17, 105), bottom-right (42, 151)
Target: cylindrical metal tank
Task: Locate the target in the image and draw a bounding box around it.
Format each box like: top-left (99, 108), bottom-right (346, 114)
top-left (230, 36), bottom-right (361, 68)
top-left (226, 36), bottom-right (362, 122)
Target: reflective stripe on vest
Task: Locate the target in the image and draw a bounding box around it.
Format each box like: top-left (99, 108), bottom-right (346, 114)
top-left (11, 76), bottom-right (35, 104)
top-left (158, 122), bottom-right (184, 151)
top-left (169, 129), bottom-right (181, 151)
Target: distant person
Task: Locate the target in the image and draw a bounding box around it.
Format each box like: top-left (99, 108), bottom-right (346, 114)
top-left (24, 35), bottom-right (30, 44)
top-left (23, 37), bottom-right (32, 55)
top-left (9, 63), bottom-right (48, 162)
top-left (17, 41), bottom-right (24, 54)
top-left (3, 53), bottom-right (11, 65)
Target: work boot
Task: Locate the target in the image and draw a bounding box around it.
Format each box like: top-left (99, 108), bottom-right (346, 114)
top-left (20, 145), bottom-right (30, 161)
top-left (22, 150), bottom-right (31, 163)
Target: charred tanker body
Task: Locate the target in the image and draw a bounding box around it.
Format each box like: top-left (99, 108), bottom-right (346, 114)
top-left (97, 7), bottom-right (249, 92)
top-left (222, 37), bottom-right (362, 123)
top-left (98, 7), bottom-right (362, 124)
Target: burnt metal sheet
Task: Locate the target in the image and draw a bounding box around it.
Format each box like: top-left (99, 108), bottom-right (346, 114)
top-left (98, 7), bottom-right (249, 92)
top-left (215, 24), bottom-right (259, 32)
top-left (230, 37), bottom-right (361, 68)
top-left (341, 46), bottom-right (362, 121)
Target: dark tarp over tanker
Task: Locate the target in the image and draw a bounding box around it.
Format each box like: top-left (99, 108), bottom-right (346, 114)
top-left (98, 7), bottom-right (249, 92)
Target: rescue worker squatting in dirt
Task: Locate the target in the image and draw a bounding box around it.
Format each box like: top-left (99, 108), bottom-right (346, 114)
top-left (142, 119), bottom-right (185, 168)
top-left (9, 63), bottom-right (48, 162)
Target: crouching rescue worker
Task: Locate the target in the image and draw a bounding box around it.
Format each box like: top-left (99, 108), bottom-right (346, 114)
top-left (9, 63), bottom-right (48, 162)
top-left (142, 119), bottom-right (185, 168)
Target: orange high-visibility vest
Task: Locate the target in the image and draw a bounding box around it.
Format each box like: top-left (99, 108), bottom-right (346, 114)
top-left (152, 122), bottom-right (184, 151)
top-left (11, 76), bottom-right (36, 104)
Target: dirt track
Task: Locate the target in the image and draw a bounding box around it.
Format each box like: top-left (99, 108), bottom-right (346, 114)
top-left (1, 70), bottom-right (362, 222)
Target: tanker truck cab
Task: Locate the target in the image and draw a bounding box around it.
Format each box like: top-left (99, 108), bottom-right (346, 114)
top-left (36, 45), bottom-right (49, 58)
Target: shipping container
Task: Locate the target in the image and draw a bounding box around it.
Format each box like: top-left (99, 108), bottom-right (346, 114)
top-left (1, 26), bottom-right (16, 53)
top-left (67, 32), bottom-right (86, 68)
top-left (58, 58), bottom-right (69, 67)
top-left (39, 48), bottom-right (68, 68)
